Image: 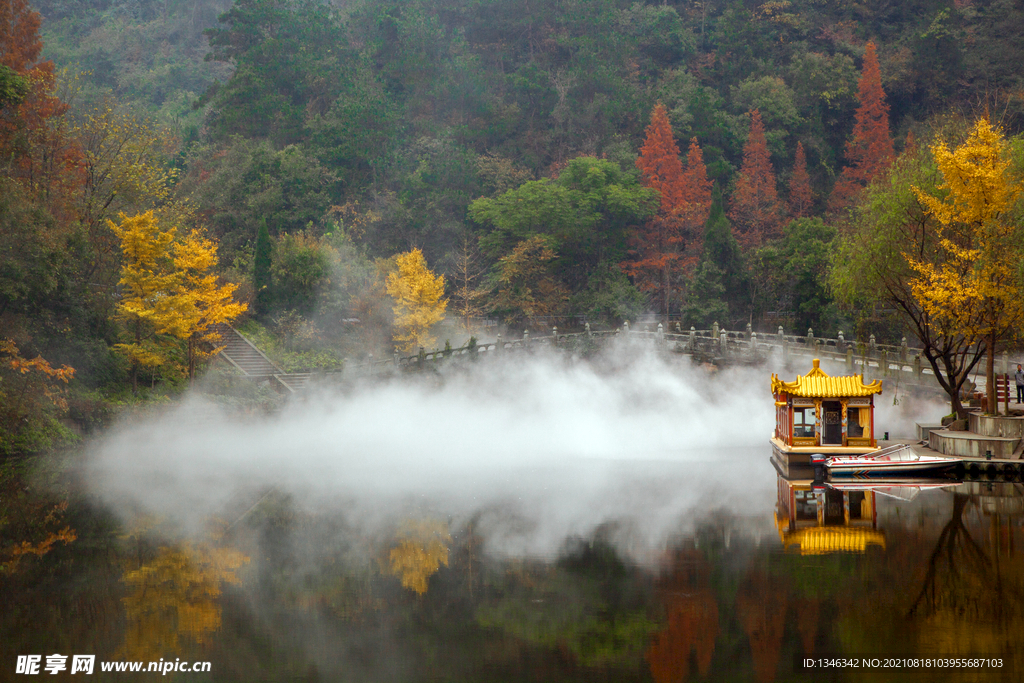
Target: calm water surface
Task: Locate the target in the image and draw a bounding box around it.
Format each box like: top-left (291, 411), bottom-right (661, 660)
top-left (3, 448), bottom-right (1022, 682)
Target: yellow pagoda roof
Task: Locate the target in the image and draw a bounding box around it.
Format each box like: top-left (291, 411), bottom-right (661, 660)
top-left (780, 526), bottom-right (886, 555)
top-left (771, 359), bottom-right (882, 398)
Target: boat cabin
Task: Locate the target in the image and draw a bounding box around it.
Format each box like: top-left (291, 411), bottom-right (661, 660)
top-left (771, 359), bottom-right (882, 455)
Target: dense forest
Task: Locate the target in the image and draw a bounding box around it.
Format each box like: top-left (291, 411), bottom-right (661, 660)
top-left (3, 0), bottom-right (1024, 451)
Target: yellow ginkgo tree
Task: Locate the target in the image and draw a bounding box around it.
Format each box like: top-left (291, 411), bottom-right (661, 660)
top-left (110, 211), bottom-right (246, 388)
top-left (388, 519), bottom-right (451, 595)
top-left (385, 248), bottom-right (447, 353)
top-left (907, 119), bottom-right (1024, 413)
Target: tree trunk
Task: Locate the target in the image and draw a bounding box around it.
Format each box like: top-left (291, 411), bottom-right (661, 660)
top-left (662, 264), bottom-right (669, 318)
top-left (132, 318), bottom-right (140, 394)
top-left (188, 335), bottom-right (196, 387)
top-left (986, 331), bottom-right (996, 415)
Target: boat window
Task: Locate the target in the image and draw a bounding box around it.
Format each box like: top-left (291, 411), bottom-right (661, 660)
top-left (793, 408), bottom-right (815, 438)
top-left (794, 491), bottom-right (817, 520)
top-left (848, 491), bottom-right (866, 519)
top-left (848, 408), bottom-right (868, 437)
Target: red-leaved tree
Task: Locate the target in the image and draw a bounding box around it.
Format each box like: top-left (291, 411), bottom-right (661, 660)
top-left (788, 142), bottom-right (812, 218)
top-left (680, 138), bottom-right (713, 246)
top-left (829, 41), bottom-right (894, 212)
top-left (624, 103), bottom-right (687, 314)
top-left (729, 109), bottom-right (781, 251)
top-left (624, 107), bottom-right (713, 315)
top-left (0, 0), bottom-right (81, 219)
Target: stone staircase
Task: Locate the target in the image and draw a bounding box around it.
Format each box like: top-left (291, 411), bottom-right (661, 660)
top-left (210, 324), bottom-right (313, 393)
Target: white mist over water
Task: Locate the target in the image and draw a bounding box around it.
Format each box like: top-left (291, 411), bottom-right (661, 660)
top-left (82, 343), bottom-right (946, 557)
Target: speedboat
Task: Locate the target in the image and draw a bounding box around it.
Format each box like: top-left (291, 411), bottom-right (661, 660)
top-left (811, 445), bottom-right (960, 477)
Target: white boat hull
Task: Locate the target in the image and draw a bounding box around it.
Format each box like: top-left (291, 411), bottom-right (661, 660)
top-left (824, 445), bottom-right (960, 477)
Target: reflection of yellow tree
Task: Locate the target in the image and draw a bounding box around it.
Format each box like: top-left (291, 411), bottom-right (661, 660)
top-left (736, 570), bottom-right (789, 683)
top-left (120, 543), bottom-right (248, 661)
top-left (905, 493), bottom-right (1024, 670)
top-left (388, 519), bottom-right (450, 595)
top-left (646, 552), bottom-right (719, 682)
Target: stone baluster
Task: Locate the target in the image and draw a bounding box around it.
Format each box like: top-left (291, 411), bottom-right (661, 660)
top-left (393, 352), bottom-right (399, 367)
top-left (585, 322), bottom-right (592, 337)
top-left (689, 326), bottom-right (696, 352)
top-left (846, 347), bottom-right (854, 372)
top-left (745, 322), bottom-right (752, 339)
top-left (900, 337), bottom-right (908, 364)
top-left (657, 322), bottom-right (664, 340)
top-left (720, 328), bottom-right (728, 355)
top-left (751, 331), bottom-right (757, 355)
top-left (914, 354), bottom-right (922, 379)
top-left (868, 335), bottom-right (876, 377)
top-left (496, 333), bottom-right (502, 353)
top-left (807, 327), bottom-right (814, 350)
top-left (523, 329), bottom-right (530, 348)
top-left (624, 320), bottom-right (630, 334)
top-left (552, 326), bottom-right (558, 346)
top-left (838, 330), bottom-right (845, 353)
top-left (712, 321), bottom-right (719, 340)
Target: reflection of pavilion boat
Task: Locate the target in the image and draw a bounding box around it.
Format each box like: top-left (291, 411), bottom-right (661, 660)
top-left (824, 479), bottom-right (955, 502)
top-left (816, 445), bottom-right (960, 477)
top-left (775, 472), bottom-right (885, 555)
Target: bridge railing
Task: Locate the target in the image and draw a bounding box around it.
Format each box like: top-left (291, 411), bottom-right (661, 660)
top-left (299, 321), bottom-right (1012, 392)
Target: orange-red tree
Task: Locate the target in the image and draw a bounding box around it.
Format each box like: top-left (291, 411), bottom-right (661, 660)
top-left (789, 142), bottom-right (813, 218)
top-left (0, 0), bottom-right (82, 220)
top-left (830, 41), bottom-right (894, 212)
top-left (729, 109), bottom-right (781, 251)
top-left (680, 137), bottom-right (714, 244)
top-left (625, 106), bottom-right (712, 314)
top-left (625, 103), bottom-right (687, 314)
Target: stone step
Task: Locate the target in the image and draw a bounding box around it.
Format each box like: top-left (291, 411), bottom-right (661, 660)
top-left (968, 412), bottom-right (1024, 439)
top-left (929, 428), bottom-right (1021, 458)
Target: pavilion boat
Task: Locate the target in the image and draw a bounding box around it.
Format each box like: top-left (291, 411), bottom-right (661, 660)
top-left (770, 359), bottom-right (885, 477)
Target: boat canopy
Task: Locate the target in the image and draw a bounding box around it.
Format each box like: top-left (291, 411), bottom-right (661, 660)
top-left (771, 358), bottom-right (882, 398)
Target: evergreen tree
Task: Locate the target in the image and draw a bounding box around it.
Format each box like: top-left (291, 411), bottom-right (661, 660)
top-left (689, 186), bottom-right (748, 326)
top-left (830, 42), bottom-right (894, 212)
top-left (253, 218), bottom-right (272, 315)
top-left (728, 109), bottom-right (781, 251)
top-left (788, 142), bottom-right (813, 218)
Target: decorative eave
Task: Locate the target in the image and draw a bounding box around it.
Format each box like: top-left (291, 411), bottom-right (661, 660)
top-left (780, 526), bottom-right (886, 555)
top-left (771, 359), bottom-right (882, 399)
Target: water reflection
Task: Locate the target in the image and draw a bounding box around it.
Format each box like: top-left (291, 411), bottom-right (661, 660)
top-left (4, 454), bottom-right (1024, 681)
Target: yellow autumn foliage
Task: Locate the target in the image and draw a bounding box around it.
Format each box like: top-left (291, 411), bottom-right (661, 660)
top-left (120, 543), bottom-right (249, 662)
top-left (385, 248), bottom-right (448, 353)
top-left (388, 519), bottom-right (451, 595)
top-left (907, 119), bottom-right (1024, 344)
top-left (110, 212), bottom-right (246, 380)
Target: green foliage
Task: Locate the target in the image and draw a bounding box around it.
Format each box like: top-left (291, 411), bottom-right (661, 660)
top-left (270, 231), bottom-right (331, 313)
top-left (570, 262), bottom-right (647, 324)
top-left (471, 157), bottom-right (657, 292)
top-left (253, 219), bottom-right (272, 315)
top-left (0, 65), bottom-right (30, 109)
top-left (683, 261), bottom-right (729, 330)
top-left (180, 139), bottom-right (335, 256)
top-left (695, 186), bottom-right (748, 325)
top-left (779, 217), bottom-right (839, 334)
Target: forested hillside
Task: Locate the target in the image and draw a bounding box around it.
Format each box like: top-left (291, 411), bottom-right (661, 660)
top-left (3, 0), bottom-right (1024, 450)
